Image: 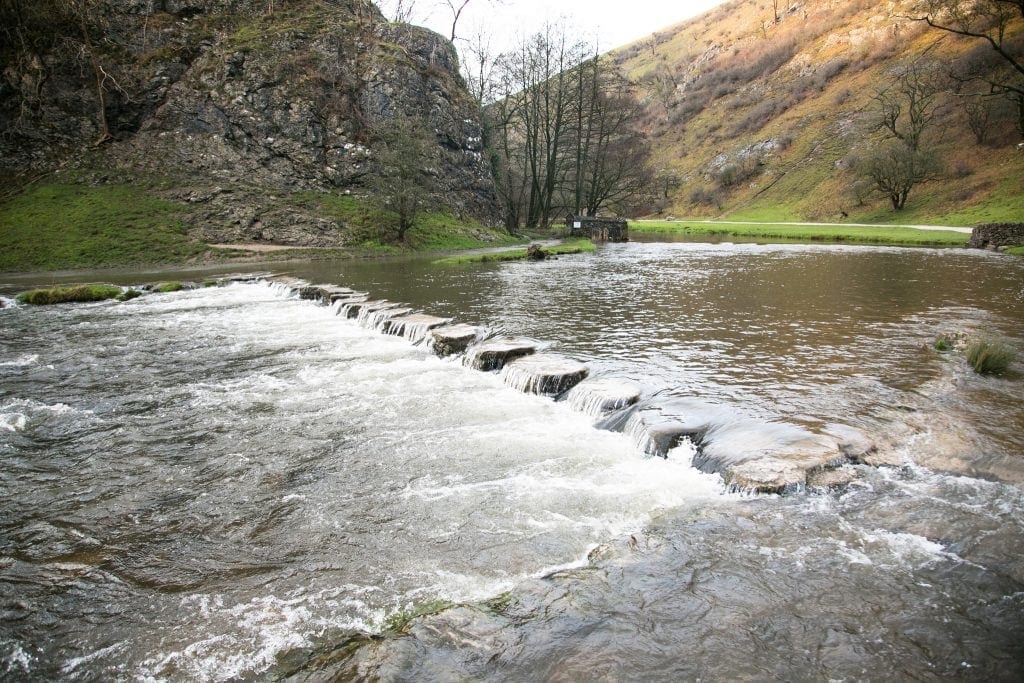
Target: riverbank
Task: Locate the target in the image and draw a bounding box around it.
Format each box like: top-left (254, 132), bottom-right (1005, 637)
top-left (0, 183), bottom-right (522, 274)
top-left (631, 220), bottom-right (972, 246)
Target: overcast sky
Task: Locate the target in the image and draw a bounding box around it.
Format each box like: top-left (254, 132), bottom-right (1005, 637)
top-left (379, 0), bottom-right (727, 52)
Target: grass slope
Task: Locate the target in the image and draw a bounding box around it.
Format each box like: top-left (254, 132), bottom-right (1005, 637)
top-left (632, 221), bottom-right (970, 246)
top-left (0, 184), bottom-right (204, 272)
top-left (615, 0), bottom-right (1024, 224)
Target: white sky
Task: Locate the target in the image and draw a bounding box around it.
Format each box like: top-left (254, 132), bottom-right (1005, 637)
top-left (381, 0), bottom-right (728, 52)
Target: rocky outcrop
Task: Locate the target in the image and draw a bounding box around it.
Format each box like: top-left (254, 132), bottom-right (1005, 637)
top-left (968, 224), bottom-right (1024, 250)
top-left (0, 0), bottom-right (498, 243)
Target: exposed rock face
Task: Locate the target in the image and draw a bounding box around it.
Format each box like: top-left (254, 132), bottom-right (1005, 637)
top-left (0, 0), bottom-right (498, 243)
top-left (968, 224), bottom-right (1024, 250)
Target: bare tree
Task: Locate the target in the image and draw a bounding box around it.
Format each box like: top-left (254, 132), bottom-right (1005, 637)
top-left (860, 141), bottom-right (940, 210)
top-left (442, 0), bottom-right (503, 42)
top-left (486, 24), bottom-right (652, 228)
top-left (861, 59), bottom-right (946, 209)
top-left (911, 0), bottom-right (1024, 136)
top-left (873, 60), bottom-right (945, 152)
top-left (369, 115), bottom-right (435, 242)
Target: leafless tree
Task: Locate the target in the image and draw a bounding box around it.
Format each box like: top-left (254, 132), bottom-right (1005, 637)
top-left (911, 0), bottom-right (1024, 136)
top-left (369, 114), bottom-right (436, 241)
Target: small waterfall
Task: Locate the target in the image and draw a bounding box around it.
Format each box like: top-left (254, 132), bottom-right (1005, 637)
top-left (385, 314), bottom-right (453, 344)
top-left (564, 379), bottom-right (641, 418)
top-left (501, 354), bottom-right (588, 396)
top-left (622, 407), bottom-right (710, 459)
top-left (465, 338), bottom-right (538, 371)
top-left (267, 281), bottom-right (304, 299)
top-left (359, 305), bottom-right (412, 332)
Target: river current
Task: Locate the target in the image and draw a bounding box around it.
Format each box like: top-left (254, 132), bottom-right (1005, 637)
top-left (1, 241), bottom-right (1022, 680)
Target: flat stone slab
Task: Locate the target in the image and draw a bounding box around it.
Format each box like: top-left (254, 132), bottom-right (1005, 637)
top-left (502, 354), bottom-right (589, 396)
top-left (466, 338), bottom-right (537, 371)
top-left (565, 378), bottom-right (641, 418)
top-left (705, 429), bottom-right (846, 494)
top-left (339, 300), bottom-right (398, 319)
top-left (300, 284), bottom-right (356, 301)
top-left (385, 314), bottom-right (453, 342)
top-left (431, 324), bottom-right (481, 357)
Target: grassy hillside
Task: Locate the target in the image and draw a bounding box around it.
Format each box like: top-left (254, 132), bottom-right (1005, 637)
top-left (615, 0), bottom-right (1024, 224)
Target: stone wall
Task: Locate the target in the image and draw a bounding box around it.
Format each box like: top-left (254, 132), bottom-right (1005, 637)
top-left (566, 215), bottom-right (629, 242)
top-left (968, 224), bottom-right (1024, 249)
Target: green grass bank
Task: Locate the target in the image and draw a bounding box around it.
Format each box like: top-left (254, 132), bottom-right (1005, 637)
top-left (631, 221), bottom-right (971, 247)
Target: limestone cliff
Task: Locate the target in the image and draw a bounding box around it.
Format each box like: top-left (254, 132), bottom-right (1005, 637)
top-left (0, 0), bottom-right (498, 244)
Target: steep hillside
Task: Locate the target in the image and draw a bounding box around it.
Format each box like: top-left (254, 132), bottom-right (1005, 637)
top-left (0, 0), bottom-right (498, 249)
top-left (615, 0), bottom-right (1024, 223)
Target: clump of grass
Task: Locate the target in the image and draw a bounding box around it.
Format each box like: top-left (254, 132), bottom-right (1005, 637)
top-left (934, 336), bottom-right (952, 351)
top-left (16, 284), bottom-right (123, 305)
top-left (964, 338), bottom-right (1015, 376)
top-left (152, 281), bottom-right (184, 293)
top-left (1006, 246), bottom-right (1024, 256)
top-left (116, 289), bottom-right (144, 301)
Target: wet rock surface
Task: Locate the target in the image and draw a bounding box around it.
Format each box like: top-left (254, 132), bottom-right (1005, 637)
top-left (430, 324), bottom-right (481, 357)
top-left (466, 338), bottom-right (538, 372)
top-left (502, 354), bottom-right (589, 396)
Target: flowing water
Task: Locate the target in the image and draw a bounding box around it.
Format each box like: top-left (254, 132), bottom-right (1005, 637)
top-left (1, 242), bottom-right (1022, 680)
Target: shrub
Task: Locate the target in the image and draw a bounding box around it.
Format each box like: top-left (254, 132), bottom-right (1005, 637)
top-left (16, 284), bottom-right (122, 305)
top-left (964, 338), bottom-right (1014, 376)
top-left (152, 281), bottom-right (184, 293)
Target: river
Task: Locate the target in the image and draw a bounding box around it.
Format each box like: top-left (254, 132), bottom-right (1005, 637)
top-left (1, 240), bottom-right (1022, 680)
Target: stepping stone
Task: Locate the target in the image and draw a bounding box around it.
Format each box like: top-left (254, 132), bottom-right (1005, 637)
top-left (360, 306), bottom-right (413, 331)
top-left (339, 299), bottom-right (397, 320)
top-left (564, 378), bottom-right (641, 417)
top-left (502, 354), bottom-right (589, 396)
top-left (430, 324), bottom-right (481, 357)
top-left (466, 338), bottom-right (537, 371)
top-left (385, 314), bottom-right (453, 343)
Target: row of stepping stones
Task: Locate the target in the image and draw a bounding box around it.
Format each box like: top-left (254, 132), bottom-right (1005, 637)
top-left (266, 276), bottom-right (874, 494)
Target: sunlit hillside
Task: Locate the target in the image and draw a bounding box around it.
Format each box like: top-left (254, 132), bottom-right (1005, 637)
top-left (614, 0), bottom-right (1024, 224)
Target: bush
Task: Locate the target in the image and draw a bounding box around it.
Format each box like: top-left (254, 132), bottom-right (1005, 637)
top-left (16, 284), bottom-right (123, 305)
top-left (964, 338), bottom-right (1014, 376)
top-left (152, 281), bottom-right (184, 293)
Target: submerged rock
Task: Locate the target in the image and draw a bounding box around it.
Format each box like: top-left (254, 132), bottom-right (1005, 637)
top-left (466, 338), bottom-right (537, 371)
top-left (502, 354), bottom-right (589, 396)
top-left (806, 467), bottom-right (858, 490)
top-left (385, 314), bottom-right (453, 343)
top-left (431, 324), bottom-right (481, 357)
